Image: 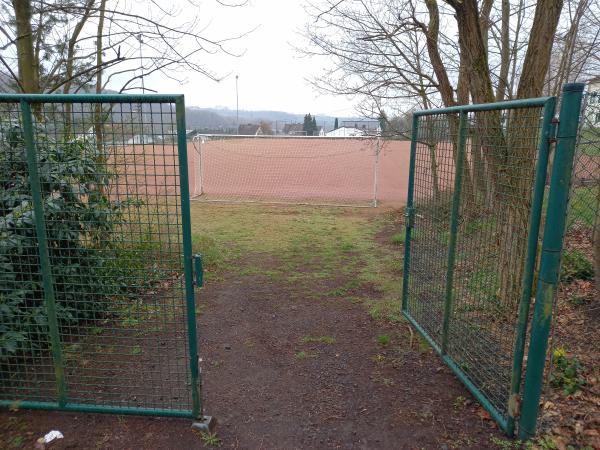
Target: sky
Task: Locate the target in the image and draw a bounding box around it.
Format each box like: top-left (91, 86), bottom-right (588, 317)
top-left (120, 0), bottom-right (358, 116)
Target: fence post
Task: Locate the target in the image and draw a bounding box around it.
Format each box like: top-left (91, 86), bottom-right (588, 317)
top-left (518, 83), bottom-right (585, 440)
top-left (441, 111), bottom-right (467, 354)
top-left (401, 114), bottom-right (419, 312)
top-left (175, 96), bottom-right (202, 418)
top-left (20, 99), bottom-right (67, 407)
top-left (506, 97), bottom-right (557, 436)
top-left (373, 137), bottom-right (380, 207)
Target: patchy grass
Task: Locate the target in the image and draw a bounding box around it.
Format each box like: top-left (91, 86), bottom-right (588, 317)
top-left (295, 351), bottom-right (316, 360)
top-left (198, 431), bottom-right (222, 447)
top-left (189, 203), bottom-right (403, 319)
top-left (390, 232), bottom-right (405, 245)
top-left (301, 336), bottom-right (336, 345)
top-left (377, 334), bottom-right (391, 346)
top-left (568, 186), bottom-right (598, 228)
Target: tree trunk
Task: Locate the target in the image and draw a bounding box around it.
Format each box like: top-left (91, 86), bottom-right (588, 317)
top-left (516, 0), bottom-right (564, 99)
top-left (95, 0), bottom-right (107, 159)
top-left (447, 0), bottom-right (564, 310)
top-left (550, 0), bottom-right (589, 97)
top-left (64, 0), bottom-right (96, 135)
top-left (11, 0), bottom-right (39, 94)
top-left (423, 0), bottom-right (456, 109)
top-left (594, 209), bottom-right (600, 297)
top-left (496, 0), bottom-right (510, 102)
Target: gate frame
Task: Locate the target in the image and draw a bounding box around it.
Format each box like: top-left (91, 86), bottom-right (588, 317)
top-left (401, 85), bottom-right (584, 437)
top-left (0, 93), bottom-right (204, 421)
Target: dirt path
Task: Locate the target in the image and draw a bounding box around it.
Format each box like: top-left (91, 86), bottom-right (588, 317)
top-left (197, 266), bottom-right (501, 449)
top-left (0, 206), bottom-right (506, 449)
top-left (1, 264), bottom-right (503, 449)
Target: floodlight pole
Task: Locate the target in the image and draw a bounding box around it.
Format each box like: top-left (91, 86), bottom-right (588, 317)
top-left (236, 75), bottom-right (239, 131)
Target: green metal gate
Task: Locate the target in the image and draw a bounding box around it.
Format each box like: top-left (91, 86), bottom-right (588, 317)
top-left (401, 84), bottom-right (584, 438)
top-left (0, 94), bottom-right (202, 419)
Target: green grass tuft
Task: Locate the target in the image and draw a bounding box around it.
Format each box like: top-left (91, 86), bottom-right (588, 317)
top-left (301, 335), bottom-right (336, 344)
top-left (390, 232), bottom-right (405, 245)
top-left (377, 334), bottom-right (391, 346)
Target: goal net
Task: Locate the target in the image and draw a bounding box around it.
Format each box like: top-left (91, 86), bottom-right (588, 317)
top-left (190, 135), bottom-right (380, 207)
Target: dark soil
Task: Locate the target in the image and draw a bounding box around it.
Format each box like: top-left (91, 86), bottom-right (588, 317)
top-left (1, 253), bottom-right (505, 449)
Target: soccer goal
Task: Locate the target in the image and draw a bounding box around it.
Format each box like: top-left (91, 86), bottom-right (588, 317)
top-left (190, 134), bottom-right (381, 207)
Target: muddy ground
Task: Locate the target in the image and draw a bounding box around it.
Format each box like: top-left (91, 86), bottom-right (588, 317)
top-left (0, 206), bottom-right (507, 449)
top-left (0, 266), bottom-right (503, 449)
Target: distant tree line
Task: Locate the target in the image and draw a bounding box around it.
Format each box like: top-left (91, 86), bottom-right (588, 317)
top-left (303, 113), bottom-right (319, 136)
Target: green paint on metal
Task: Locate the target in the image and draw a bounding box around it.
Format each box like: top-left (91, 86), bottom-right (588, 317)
top-left (414, 97), bottom-right (554, 116)
top-left (403, 93), bottom-right (561, 435)
top-left (176, 96), bottom-right (203, 419)
top-left (0, 93), bottom-right (185, 103)
top-left (401, 114), bottom-right (419, 312)
top-left (440, 111), bottom-right (467, 355)
top-left (506, 97), bottom-right (557, 436)
top-left (1, 93), bottom-right (201, 421)
top-left (20, 99), bottom-right (67, 407)
top-left (0, 400), bottom-right (194, 418)
top-left (519, 83), bottom-right (585, 440)
top-left (403, 310), bottom-right (509, 431)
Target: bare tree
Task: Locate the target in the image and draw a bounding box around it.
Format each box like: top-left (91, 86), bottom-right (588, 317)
top-left (0, 0), bottom-right (252, 95)
top-left (302, 0), bottom-right (590, 307)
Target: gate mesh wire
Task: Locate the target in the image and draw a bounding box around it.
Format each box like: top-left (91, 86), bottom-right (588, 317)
top-left (566, 90), bottom-right (599, 264)
top-left (405, 106), bottom-right (545, 421)
top-left (0, 99), bottom-right (193, 412)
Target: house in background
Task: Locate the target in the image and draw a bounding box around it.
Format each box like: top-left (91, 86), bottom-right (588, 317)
top-left (238, 123), bottom-right (263, 135)
top-left (283, 123), bottom-right (305, 135)
top-left (325, 126), bottom-right (366, 137)
top-left (126, 134), bottom-right (156, 144)
top-left (341, 120), bottom-right (381, 135)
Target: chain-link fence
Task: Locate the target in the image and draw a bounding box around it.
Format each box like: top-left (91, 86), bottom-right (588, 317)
top-left (566, 89), bottom-right (599, 281)
top-left (0, 94), bottom-right (201, 418)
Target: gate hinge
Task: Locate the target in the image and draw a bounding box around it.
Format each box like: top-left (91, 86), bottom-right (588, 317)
top-left (549, 117), bottom-right (559, 144)
top-left (193, 254), bottom-right (204, 287)
top-left (405, 206), bottom-right (415, 228)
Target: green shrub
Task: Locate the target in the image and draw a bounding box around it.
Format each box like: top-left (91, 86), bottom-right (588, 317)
top-left (0, 126), bottom-right (142, 361)
top-left (550, 347), bottom-right (585, 395)
top-left (377, 334), bottom-right (391, 346)
top-left (560, 249), bottom-right (594, 282)
top-left (390, 233), bottom-right (404, 245)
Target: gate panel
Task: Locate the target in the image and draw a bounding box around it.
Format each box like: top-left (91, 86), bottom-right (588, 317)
top-left (402, 112), bottom-right (459, 345)
top-left (0, 94), bottom-right (200, 418)
top-left (402, 97), bottom-right (557, 434)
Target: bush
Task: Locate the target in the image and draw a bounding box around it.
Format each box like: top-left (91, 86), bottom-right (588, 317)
top-left (550, 347), bottom-right (585, 395)
top-left (560, 249), bottom-right (594, 282)
top-left (0, 125), bottom-right (136, 361)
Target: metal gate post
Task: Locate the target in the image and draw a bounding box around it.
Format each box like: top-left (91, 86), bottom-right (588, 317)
top-left (175, 97), bottom-right (202, 419)
top-left (518, 83), bottom-right (585, 440)
top-left (401, 114), bottom-right (419, 312)
top-left (441, 111), bottom-right (467, 354)
top-left (20, 99), bottom-right (67, 407)
top-left (373, 137), bottom-right (380, 207)
top-left (506, 97), bottom-right (557, 436)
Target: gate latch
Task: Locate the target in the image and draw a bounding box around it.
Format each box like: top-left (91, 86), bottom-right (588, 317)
top-left (193, 254), bottom-right (204, 288)
top-left (549, 117), bottom-right (559, 144)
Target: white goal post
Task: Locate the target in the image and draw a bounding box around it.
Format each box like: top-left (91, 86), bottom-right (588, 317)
top-left (190, 134), bottom-right (382, 207)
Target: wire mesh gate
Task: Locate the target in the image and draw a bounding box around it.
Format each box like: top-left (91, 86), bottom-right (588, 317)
top-left (0, 94), bottom-right (202, 419)
top-left (401, 84), bottom-right (585, 438)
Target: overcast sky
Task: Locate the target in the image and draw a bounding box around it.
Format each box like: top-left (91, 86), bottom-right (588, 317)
top-left (122, 0), bottom-right (357, 116)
